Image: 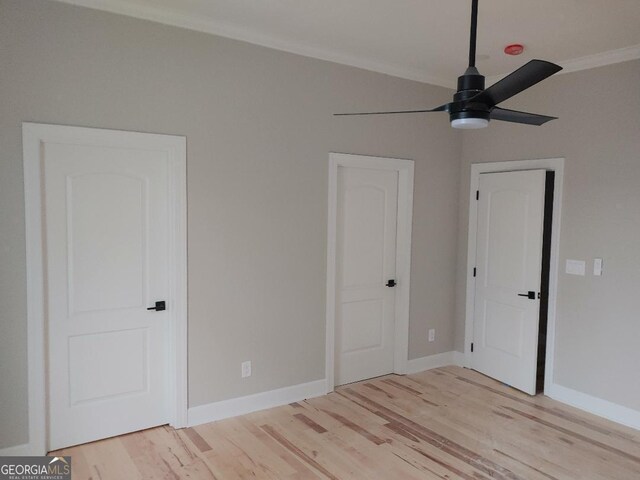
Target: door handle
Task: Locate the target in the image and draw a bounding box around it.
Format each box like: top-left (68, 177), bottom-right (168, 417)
top-left (147, 301), bottom-right (166, 311)
top-left (386, 279), bottom-right (396, 288)
top-left (517, 291), bottom-right (536, 300)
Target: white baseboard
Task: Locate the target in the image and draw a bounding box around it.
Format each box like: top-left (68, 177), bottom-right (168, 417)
top-left (0, 443), bottom-right (33, 456)
top-left (452, 350), bottom-right (466, 367)
top-left (187, 379), bottom-right (326, 427)
top-left (547, 383), bottom-right (640, 431)
top-left (406, 351), bottom-right (463, 375)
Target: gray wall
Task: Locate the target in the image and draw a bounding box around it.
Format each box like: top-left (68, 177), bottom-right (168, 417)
top-left (455, 60), bottom-right (640, 411)
top-left (0, 0), bottom-right (461, 448)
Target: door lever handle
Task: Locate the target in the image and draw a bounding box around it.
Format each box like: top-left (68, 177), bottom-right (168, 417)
top-left (147, 301), bottom-right (166, 311)
top-left (386, 279), bottom-right (396, 288)
top-left (517, 291), bottom-right (536, 300)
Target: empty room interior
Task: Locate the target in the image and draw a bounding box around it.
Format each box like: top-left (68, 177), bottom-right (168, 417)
top-left (2, 0), bottom-right (640, 478)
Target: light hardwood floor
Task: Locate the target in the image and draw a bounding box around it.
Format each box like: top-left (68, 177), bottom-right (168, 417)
top-left (51, 366), bottom-right (640, 479)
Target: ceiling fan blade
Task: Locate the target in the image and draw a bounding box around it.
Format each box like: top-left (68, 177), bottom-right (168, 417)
top-left (490, 107), bottom-right (557, 126)
top-left (471, 60), bottom-right (562, 107)
top-left (334, 103), bottom-right (450, 116)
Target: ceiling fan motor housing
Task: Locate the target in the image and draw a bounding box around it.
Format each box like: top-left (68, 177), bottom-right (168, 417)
top-left (450, 66), bottom-right (490, 123)
top-left (334, 0), bottom-right (561, 127)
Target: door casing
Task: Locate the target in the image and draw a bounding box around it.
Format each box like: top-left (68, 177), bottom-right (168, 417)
top-left (464, 158), bottom-right (564, 394)
top-left (326, 153), bottom-right (414, 393)
top-left (23, 123), bottom-right (188, 454)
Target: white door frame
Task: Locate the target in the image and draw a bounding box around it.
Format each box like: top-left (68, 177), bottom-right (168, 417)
top-left (325, 153), bottom-right (414, 392)
top-left (464, 158), bottom-right (564, 394)
top-left (22, 123), bottom-right (188, 455)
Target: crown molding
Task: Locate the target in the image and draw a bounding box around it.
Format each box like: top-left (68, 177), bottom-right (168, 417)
top-left (486, 44), bottom-right (640, 85)
top-left (54, 1), bottom-right (640, 89)
top-left (52, 0), bottom-right (453, 87)
top-left (560, 44), bottom-right (640, 74)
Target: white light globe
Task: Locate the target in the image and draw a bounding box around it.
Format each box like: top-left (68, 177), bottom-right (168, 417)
top-left (451, 117), bottom-right (489, 129)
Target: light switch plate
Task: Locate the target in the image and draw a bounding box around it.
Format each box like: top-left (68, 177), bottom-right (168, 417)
top-left (566, 259), bottom-right (586, 276)
top-left (593, 258), bottom-right (603, 276)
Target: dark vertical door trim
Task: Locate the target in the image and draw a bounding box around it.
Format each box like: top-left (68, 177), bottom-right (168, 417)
top-left (536, 171), bottom-right (555, 393)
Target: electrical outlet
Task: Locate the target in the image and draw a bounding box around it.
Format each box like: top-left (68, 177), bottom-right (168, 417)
top-left (428, 329), bottom-right (435, 342)
top-left (241, 361), bottom-right (252, 378)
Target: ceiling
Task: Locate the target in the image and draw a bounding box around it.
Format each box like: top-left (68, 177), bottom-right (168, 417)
top-left (56, 0), bottom-right (640, 87)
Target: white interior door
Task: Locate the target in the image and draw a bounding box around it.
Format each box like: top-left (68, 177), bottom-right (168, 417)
top-left (335, 166), bottom-right (398, 386)
top-left (472, 170), bottom-right (547, 395)
top-left (44, 139), bottom-right (171, 450)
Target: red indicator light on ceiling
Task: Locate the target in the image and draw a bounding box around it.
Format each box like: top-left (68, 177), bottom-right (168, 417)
top-left (504, 44), bottom-right (524, 55)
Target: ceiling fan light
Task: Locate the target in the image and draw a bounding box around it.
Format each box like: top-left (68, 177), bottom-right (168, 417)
top-left (451, 117), bottom-right (489, 129)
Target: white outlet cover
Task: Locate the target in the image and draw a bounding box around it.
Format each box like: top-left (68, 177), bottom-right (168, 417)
top-left (428, 329), bottom-right (435, 342)
top-left (241, 361), bottom-right (251, 378)
top-left (566, 259), bottom-right (586, 276)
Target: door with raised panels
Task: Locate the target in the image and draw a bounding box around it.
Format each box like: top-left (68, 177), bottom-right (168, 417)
top-left (472, 170), bottom-right (546, 395)
top-left (44, 138), bottom-right (171, 450)
top-left (335, 166), bottom-right (398, 386)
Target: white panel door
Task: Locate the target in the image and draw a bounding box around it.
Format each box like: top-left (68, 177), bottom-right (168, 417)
top-left (44, 141), bottom-right (170, 450)
top-left (473, 170), bottom-right (546, 395)
top-left (335, 166), bottom-right (398, 385)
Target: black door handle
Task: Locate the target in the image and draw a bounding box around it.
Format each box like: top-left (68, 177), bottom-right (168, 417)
top-left (517, 291), bottom-right (536, 300)
top-left (386, 279), bottom-right (396, 288)
top-left (147, 301), bottom-right (166, 311)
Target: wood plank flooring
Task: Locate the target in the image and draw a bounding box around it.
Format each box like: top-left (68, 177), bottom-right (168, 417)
top-left (51, 366), bottom-right (640, 479)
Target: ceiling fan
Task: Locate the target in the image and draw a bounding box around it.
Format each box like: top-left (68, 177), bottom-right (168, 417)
top-left (335, 0), bottom-right (562, 129)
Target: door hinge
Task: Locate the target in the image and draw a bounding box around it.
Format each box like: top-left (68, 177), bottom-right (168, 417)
top-left (473, 267), bottom-right (477, 277)
top-left (476, 190), bottom-right (479, 200)
top-left (471, 342), bottom-right (474, 353)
